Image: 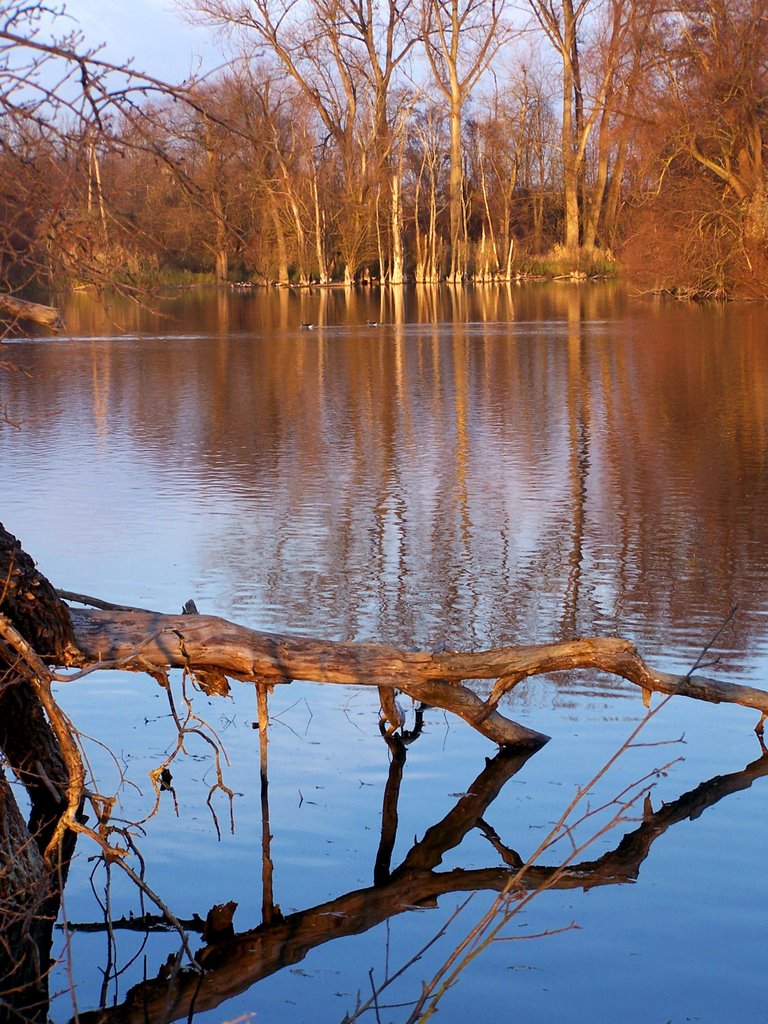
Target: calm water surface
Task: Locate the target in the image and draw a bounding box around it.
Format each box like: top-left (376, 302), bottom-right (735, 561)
top-left (2, 284), bottom-right (768, 1022)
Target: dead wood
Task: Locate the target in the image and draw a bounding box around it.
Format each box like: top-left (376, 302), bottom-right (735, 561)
top-left (0, 763), bottom-right (51, 1012)
top-left (0, 525), bottom-right (81, 1018)
top-left (1, 523), bottom-right (74, 663)
top-left (0, 523), bottom-right (82, 859)
top-left (64, 606), bottom-right (768, 746)
top-left (64, 607), bottom-right (549, 747)
top-left (0, 293), bottom-right (63, 331)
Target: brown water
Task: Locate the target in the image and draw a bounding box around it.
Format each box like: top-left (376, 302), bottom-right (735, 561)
top-left (2, 284), bottom-right (768, 1023)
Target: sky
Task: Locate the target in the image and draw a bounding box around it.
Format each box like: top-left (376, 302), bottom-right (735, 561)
top-left (60, 0), bottom-right (224, 84)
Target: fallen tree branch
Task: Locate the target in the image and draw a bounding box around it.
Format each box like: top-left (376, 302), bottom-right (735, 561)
top-left (61, 606), bottom-right (768, 746)
top-left (0, 293), bottom-right (63, 331)
top-left (64, 608), bottom-right (546, 747)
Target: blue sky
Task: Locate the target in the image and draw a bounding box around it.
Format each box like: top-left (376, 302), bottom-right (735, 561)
top-left (61, 0), bottom-right (223, 83)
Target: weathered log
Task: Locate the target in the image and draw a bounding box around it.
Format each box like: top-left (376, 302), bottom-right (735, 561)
top-left (65, 608), bottom-right (548, 747)
top-left (0, 525), bottom-right (79, 851)
top-left (0, 293), bottom-right (63, 330)
top-left (63, 606), bottom-right (768, 745)
top-left (0, 764), bottom-right (51, 1015)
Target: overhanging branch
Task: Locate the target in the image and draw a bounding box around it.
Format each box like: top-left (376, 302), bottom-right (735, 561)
top-left (60, 605), bottom-right (768, 747)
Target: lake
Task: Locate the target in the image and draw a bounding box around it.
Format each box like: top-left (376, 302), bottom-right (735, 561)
top-left (2, 283), bottom-right (768, 1023)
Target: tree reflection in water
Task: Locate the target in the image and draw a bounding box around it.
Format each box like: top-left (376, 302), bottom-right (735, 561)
top-left (63, 724), bottom-right (768, 1024)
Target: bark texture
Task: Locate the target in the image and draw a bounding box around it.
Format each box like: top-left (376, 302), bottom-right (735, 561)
top-left (0, 293), bottom-right (63, 330)
top-left (0, 524), bottom-right (79, 1019)
top-left (64, 606), bottom-right (768, 744)
top-left (0, 523), bottom-right (74, 663)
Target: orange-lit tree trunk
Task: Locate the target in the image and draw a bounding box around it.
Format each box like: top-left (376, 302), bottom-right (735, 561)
top-left (527, 0), bottom-right (647, 258)
top-left (421, 0), bottom-right (509, 281)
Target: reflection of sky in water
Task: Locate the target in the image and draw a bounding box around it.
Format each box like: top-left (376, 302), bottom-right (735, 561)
top-left (3, 286), bottom-right (768, 1022)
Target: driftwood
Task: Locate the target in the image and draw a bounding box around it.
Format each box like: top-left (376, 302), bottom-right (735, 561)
top-left (63, 603), bottom-right (768, 747)
top-left (0, 292), bottom-right (63, 330)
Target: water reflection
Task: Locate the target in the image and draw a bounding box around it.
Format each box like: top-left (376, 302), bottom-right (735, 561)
top-left (54, 281), bottom-right (631, 338)
top-left (66, 733), bottom-right (768, 1024)
top-left (4, 285), bottom-right (768, 1023)
top-left (6, 286), bottom-right (768, 681)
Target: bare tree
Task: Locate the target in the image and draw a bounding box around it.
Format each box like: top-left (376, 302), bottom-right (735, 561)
top-left (406, 99), bottom-right (448, 282)
top-left (524, 0), bottom-right (585, 254)
top-left (466, 65), bottom-right (558, 276)
top-left (0, 5), bottom-right (181, 318)
top-left (420, 0), bottom-right (510, 280)
top-left (188, 0), bottom-right (418, 283)
top-left (524, 0), bottom-right (648, 258)
top-left (622, 0), bottom-right (768, 295)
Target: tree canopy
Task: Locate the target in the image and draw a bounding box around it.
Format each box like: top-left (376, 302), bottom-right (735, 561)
top-left (2, 1), bottom-right (767, 309)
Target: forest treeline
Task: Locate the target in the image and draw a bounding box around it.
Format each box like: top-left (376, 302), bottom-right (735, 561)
top-left (1, 0), bottom-right (767, 302)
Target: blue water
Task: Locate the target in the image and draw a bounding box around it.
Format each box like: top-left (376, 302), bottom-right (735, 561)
top-left (2, 284), bottom-right (768, 1022)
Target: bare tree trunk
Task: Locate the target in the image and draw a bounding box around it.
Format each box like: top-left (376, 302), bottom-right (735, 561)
top-left (601, 79), bottom-right (637, 248)
top-left (278, 162), bottom-right (310, 285)
top-left (311, 168), bottom-right (329, 284)
top-left (269, 202), bottom-right (290, 285)
top-left (215, 246), bottom-right (228, 284)
top-left (87, 138), bottom-right (108, 239)
top-left (422, 0), bottom-right (505, 281)
top-left (390, 172), bottom-right (404, 285)
top-left (448, 88), bottom-right (465, 281)
top-left (0, 524), bottom-right (80, 1019)
top-left (204, 120), bottom-right (230, 285)
top-left (582, 115), bottom-right (611, 251)
top-left (561, 0), bottom-right (581, 254)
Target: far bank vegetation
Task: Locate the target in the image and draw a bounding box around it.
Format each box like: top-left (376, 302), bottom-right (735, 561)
top-left (1, 0), bottom-right (768, 304)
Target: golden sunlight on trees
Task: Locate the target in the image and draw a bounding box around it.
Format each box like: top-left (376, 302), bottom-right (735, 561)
top-left (188, 0), bottom-right (419, 284)
top-left (1, 0), bottom-right (767, 298)
top-left (622, 0), bottom-right (768, 296)
top-left (465, 66), bottom-right (559, 276)
top-left (421, 0), bottom-right (513, 281)
top-left (524, 0), bottom-right (659, 259)
top-left (0, 0), bottom-right (214, 321)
